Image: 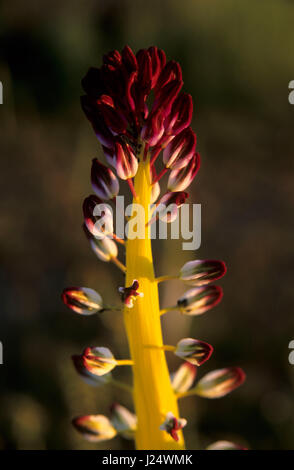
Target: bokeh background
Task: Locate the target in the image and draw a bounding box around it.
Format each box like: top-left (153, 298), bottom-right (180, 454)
top-left (0, 0), bottom-right (294, 450)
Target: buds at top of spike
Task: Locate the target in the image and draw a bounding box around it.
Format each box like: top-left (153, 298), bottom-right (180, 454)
top-left (159, 412), bottom-right (187, 442)
top-left (174, 338), bottom-right (213, 366)
top-left (118, 280), bottom-right (143, 308)
top-left (103, 49), bottom-right (122, 67)
top-left (91, 158), bottom-right (119, 200)
top-left (83, 195), bottom-right (114, 239)
top-left (171, 362), bottom-right (197, 394)
top-left (72, 354), bottom-right (112, 387)
top-left (148, 46), bottom-right (166, 89)
top-left (164, 93), bottom-right (193, 137)
top-left (115, 141), bottom-right (138, 180)
top-left (82, 346), bottom-right (117, 376)
top-left (163, 127), bottom-right (196, 170)
top-left (72, 415), bottom-right (117, 442)
top-left (84, 225), bottom-right (118, 261)
top-left (177, 285), bottom-right (223, 315)
top-left (206, 440), bottom-right (247, 450)
top-left (141, 109), bottom-right (165, 147)
top-left (167, 152), bottom-right (200, 192)
top-left (152, 79), bottom-right (183, 118)
top-left (97, 95), bottom-right (128, 135)
top-left (180, 259), bottom-right (227, 286)
top-left (194, 367), bottom-right (246, 399)
top-left (156, 191), bottom-right (189, 223)
top-left (62, 287), bottom-right (103, 315)
top-left (110, 403), bottom-right (137, 439)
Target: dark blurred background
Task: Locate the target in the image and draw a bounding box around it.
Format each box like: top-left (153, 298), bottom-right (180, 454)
top-left (0, 0), bottom-right (294, 450)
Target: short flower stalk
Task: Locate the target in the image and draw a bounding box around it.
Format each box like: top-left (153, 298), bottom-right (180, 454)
top-left (62, 45), bottom-right (246, 450)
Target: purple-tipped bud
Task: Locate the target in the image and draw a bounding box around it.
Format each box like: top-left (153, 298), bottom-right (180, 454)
top-left (110, 404), bottom-right (137, 439)
top-left (148, 46), bottom-right (164, 89)
top-left (164, 93), bottom-right (193, 137)
top-left (194, 367), bottom-right (246, 399)
top-left (83, 194), bottom-right (113, 239)
top-left (163, 127), bottom-right (196, 170)
top-left (159, 412), bottom-right (187, 442)
top-left (150, 165), bottom-right (161, 203)
top-left (180, 259), bottom-right (227, 286)
top-left (177, 285), bottom-right (223, 315)
top-left (118, 280), bottom-right (143, 308)
top-left (72, 354), bottom-right (112, 387)
top-left (152, 78), bottom-right (183, 118)
top-left (115, 141), bottom-right (138, 180)
top-left (156, 191), bottom-right (189, 223)
top-left (62, 287), bottom-right (103, 315)
top-left (83, 346), bottom-right (117, 376)
top-left (175, 338), bottom-right (213, 366)
top-left (171, 362), bottom-right (197, 394)
top-left (72, 415), bottom-right (117, 442)
top-left (121, 45), bottom-right (137, 74)
top-left (84, 224), bottom-right (118, 261)
top-left (141, 109), bottom-right (165, 147)
top-left (91, 158), bottom-right (119, 200)
top-left (167, 152), bottom-right (200, 191)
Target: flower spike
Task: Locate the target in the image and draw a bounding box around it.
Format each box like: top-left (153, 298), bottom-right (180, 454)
top-left (174, 338), bottom-right (213, 366)
top-left (62, 287), bottom-right (103, 315)
top-left (160, 412), bottom-right (187, 442)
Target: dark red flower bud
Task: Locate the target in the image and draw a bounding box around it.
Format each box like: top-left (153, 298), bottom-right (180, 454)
top-left (152, 79), bottom-right (183, 118)
top-left (156, 191), bottom-right (189, 223)
top-left (91, 158), bottom-right (119, 200)
top-left (163, 127), bottom-right (196, 170)
top-left (167, 152), bottom-right (200, 191)
top-left (154, 61), bottom-right (182, 96)
top-left (118, 280), bottom-right (143, 308)
top-left (141, 109), bottom-right (165, 147)
top-left (81, 96), bottom-right (115, 149)
top-left (147, 46), bottom-right (163, 89)
top-left (164, 93), bottom-right (193, 137)
top-left (122, 45), bottom-right (138, 74)
top-left (115, 141), bottom-right (138, 180)
top-left (97, 95), bottom-right (128, 135)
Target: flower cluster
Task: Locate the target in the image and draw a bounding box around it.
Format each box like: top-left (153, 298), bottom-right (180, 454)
top-left (62, 46), bottom-right (246, 450)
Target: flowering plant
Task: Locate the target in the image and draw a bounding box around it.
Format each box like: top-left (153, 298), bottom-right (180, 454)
top-left (62, 46), bottom-right (245, 450)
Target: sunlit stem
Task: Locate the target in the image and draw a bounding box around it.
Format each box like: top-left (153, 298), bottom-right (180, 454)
top-left (156, 274), bottom-right (178, 283)
top-left (160, 306), bottom-right (179, 316)
top-left (111, 256), bottom-right (126, 273)
top-left (123, 152), bottom-right (185, 450)
top-left (110, 378), bottom-right (133, 395)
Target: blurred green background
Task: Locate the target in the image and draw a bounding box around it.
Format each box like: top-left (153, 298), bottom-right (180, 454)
top-left (0, 0), bottom-right (294, 450)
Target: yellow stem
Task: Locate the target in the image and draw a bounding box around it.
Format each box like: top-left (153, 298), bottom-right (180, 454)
top-left (115, 359), bottom-right (134, 366)
top-left (123, 155), bottom-right (185, 450)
